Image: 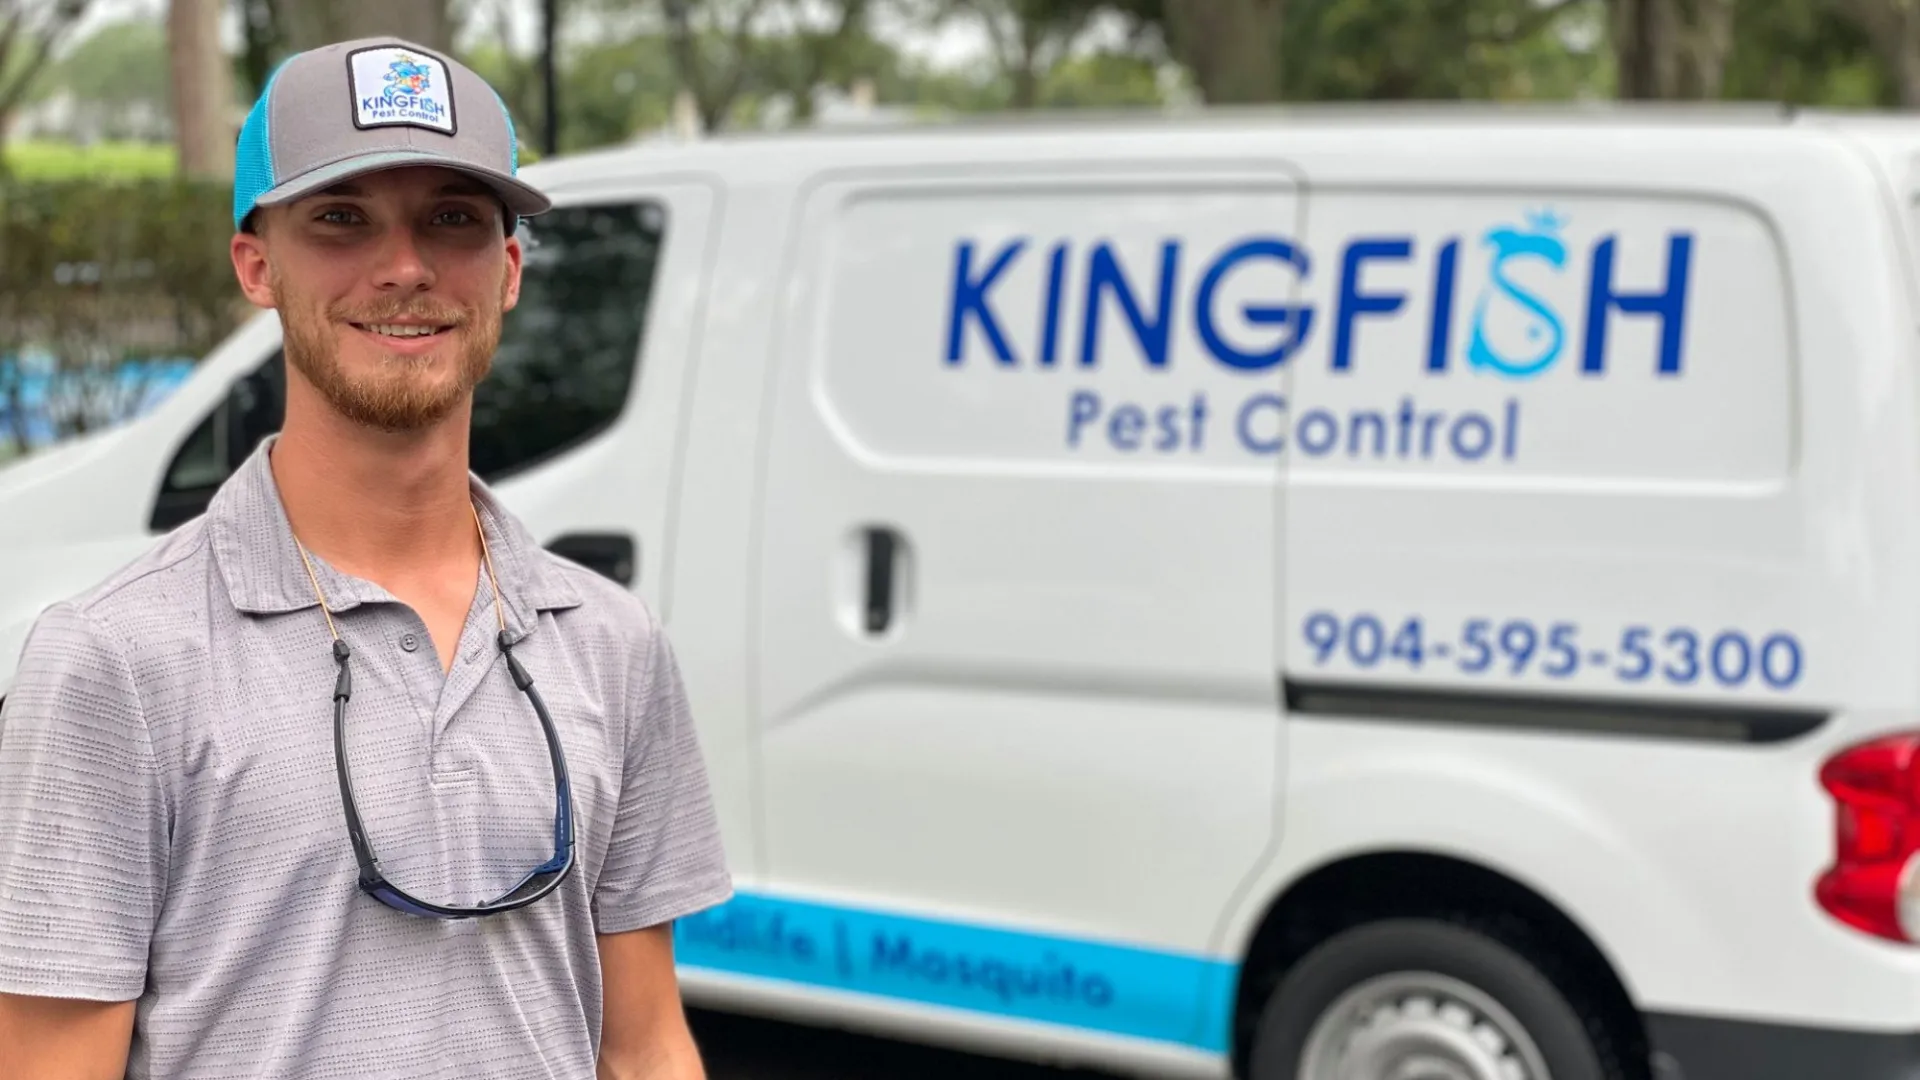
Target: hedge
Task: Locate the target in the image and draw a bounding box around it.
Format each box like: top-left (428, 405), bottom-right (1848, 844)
top-left (0, 178), bottom-right (247, 451)
top-left (1, 177), bottom-right (247, 358)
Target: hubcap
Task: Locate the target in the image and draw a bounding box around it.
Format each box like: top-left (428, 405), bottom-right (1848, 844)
top-left (1297, 972), bottom-right (1552, 1080)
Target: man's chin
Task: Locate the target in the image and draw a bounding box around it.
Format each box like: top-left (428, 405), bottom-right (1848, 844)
top-left (326, 389), bottom-right (466, 434)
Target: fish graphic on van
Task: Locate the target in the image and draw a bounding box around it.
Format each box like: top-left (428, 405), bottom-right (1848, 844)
top-left (1467, 209), bottom-right (1568, 379)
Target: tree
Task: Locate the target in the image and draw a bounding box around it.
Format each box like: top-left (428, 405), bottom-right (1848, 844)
top-left (35, 16), bottom-right (169, 120)
top-left (777, 0), bottom-right (870, 122)
top-left (1610, 0), bottom-right (1736, 99)
top-left (1721, 0), bottom-right (1887, 106)
top-left (659, 0), bottom-right (881, 132)
top-left (1145, 0), bottom-right (1287, 103)
top-left (1271, 0), bottom-right (1597, 101)
top-left (234, 0), bottom-right (285, 99)
top-left (169, 0), bottom-right (233, 179)
top-left (1833, 0), bottom-right (1920, 106)
top-left (928, 0), bottom-right (1104, 108)
top-left (270, 0), bottom-right (453, 54)
top-left (662, 0), bottom-right (769, 131)
top-left (0, 0), bottom-right (94, 143)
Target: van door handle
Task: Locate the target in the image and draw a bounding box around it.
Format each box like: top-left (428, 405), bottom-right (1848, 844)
top-left (547, 532), bottom-right (638, 586)
top-left (863, 526), bottom-right (901, 635)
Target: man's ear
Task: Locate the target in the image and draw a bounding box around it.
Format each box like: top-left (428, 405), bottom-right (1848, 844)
top-left (501, 233), bottom-right (524, 314)
top-left (230, 225), bottom-right (278, 310)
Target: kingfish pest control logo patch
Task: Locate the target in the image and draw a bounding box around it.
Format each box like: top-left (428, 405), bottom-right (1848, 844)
top-left (349, 47), bottom-right (455, 133)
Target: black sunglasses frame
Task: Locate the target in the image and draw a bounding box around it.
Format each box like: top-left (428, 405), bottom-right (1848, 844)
top-left (330, 630), bottom-right (576, 920)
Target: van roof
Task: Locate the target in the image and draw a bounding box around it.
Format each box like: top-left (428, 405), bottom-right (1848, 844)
top-left (699, 99), bottom-right (1811, 136)
top-left (521, 101), bottom-right (1920, 189)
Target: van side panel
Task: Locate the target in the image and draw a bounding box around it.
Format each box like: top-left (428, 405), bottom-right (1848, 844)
top-left (697, 163), bottom-right (1300, 1057)
top-left (1240, 130), bottom-right (1920, 1033)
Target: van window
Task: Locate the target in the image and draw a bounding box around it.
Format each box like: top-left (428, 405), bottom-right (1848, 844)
top-left (149, 201), bottom-right (668, 531)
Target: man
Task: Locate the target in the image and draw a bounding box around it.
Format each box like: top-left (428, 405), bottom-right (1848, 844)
top-left (0, 36), bottom-right (732, 1080)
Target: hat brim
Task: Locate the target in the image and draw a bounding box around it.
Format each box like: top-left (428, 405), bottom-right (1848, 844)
top-left (248, 149), bottom-right (553, 220)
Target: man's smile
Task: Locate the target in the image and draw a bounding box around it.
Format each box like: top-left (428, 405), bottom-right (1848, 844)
top-left (347, 319), bottom-right (457, 352)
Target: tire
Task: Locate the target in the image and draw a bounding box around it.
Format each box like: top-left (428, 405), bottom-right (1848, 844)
top-left (1247, 917), bottom-right (1627, 1080)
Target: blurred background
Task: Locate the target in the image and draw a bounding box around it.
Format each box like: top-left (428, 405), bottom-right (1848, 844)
top-left (0, 0), bottom-right (1910, 473)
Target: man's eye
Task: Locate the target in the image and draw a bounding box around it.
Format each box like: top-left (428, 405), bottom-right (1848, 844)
top-left (436, 209), bottom-right (481, 225)
top-left (316, 208), bottom-right (360, 225)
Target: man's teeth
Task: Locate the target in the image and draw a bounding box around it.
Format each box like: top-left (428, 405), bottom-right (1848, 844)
top-left (365, 324), bottom-right (441, 338)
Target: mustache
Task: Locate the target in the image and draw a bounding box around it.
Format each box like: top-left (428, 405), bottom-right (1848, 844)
top-left (332, 299), bottom-right (469, 327)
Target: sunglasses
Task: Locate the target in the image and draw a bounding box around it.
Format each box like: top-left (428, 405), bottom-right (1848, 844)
top-left (329, 630), bottom-right (576, 919)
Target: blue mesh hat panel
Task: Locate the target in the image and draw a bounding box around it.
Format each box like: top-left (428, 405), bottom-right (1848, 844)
top-left (231, 63), bottom-right (288, 230)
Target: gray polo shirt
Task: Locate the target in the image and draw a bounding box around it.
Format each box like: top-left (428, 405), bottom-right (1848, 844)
top-left (0, 439), bottom-right (732, 1079)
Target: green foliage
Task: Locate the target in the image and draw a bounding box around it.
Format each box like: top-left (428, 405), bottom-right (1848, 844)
top-left (0, 178), bottom-right (245, 379)
top-left (1720, 0), bottom-right (1892, 107)
top-left (1277, 0), bottom-right (1605, 100)
top-left (3, 140), bottom-right (176, 180)
top-left (0, 178), bottom-right (247, 453)
top-left (35, 17), bottom-right (170, 110)
top-left (558, 36), bottom-right (681, 149)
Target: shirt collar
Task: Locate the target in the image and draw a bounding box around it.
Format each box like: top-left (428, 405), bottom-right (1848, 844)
top-left (207, 436), bottom-right (583, 629)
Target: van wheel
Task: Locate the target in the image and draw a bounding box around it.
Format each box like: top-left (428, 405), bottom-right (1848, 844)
top-left (1247, 918), bottom-right (1625, 1080)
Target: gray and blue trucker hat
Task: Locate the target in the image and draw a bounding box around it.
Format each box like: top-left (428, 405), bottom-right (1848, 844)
top-left (232, 36), bottom-right (551, 231)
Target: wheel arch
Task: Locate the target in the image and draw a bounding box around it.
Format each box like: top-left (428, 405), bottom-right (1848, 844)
top-left (1225, 849), bottom-right (1652, 1080)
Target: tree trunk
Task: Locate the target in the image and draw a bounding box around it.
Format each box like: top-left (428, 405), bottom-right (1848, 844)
top-left (168, 0), bottom-right (234, 180)
top-left (1160, 0), bottom-right (1286, 103)
top-left (273, 0), bottom-right (453, 54)
top-left (1881, 33), bottom-right (1920, 107)
top-left (1010, 13), bottom-right (1042, 108)
top-left (1612, 0), bottom-right (1734, 100)
top-left (1676, 0), bottom-right (1735, 99)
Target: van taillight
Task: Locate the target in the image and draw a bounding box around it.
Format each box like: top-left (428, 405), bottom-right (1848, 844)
top-left (1817, 732), bottom-right (1920, 943)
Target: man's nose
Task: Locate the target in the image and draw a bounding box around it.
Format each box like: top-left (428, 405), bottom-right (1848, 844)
top-left (374, 224), bottom-right (435, 291)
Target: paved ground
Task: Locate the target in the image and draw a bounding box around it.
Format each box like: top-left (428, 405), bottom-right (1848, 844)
top-left (690, 1008), bottom-right (1126, 1079)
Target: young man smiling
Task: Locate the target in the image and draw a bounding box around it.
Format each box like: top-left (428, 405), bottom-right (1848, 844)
top-left (0, 37), bottom-right (732, 1080)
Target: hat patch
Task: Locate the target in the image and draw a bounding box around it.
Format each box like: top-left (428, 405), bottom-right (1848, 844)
top-left (349, 47), bottom-right (454, 133)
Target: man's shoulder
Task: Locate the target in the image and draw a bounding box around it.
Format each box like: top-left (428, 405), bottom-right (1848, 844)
top-left (31, 519), bottom-right (217, 658)
top-left (538, 549), bottom-right (661, 642)
top-left (70, 519), bottom-right (216, 622)
top-left (534, 551), bottom-right (687, 700)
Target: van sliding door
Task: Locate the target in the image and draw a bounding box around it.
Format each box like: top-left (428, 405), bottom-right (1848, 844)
top-left (705, 159), bottom-right (1302, 1059)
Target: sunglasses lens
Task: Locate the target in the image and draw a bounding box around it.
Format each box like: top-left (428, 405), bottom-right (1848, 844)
top-left (494, 867), bottom-right (565, 907)
top-left (371, 884), bottom-right (451, 919)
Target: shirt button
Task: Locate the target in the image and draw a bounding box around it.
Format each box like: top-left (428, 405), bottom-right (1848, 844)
top-left (401, 633), bottom-right (419, 652)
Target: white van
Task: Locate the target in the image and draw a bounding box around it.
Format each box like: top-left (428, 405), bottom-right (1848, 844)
top-left (6, 104), bottom-right (1920, 1080)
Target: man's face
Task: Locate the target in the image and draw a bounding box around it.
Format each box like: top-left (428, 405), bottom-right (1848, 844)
top-left (231, 165), bottom-right (524, 432)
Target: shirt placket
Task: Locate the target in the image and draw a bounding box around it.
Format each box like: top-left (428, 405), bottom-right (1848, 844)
top-left (427, 564), bottom-right (508, 779)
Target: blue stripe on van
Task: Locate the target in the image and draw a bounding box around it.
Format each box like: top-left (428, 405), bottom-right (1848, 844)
top-left (672, 890), bottom-right (1240, 1054)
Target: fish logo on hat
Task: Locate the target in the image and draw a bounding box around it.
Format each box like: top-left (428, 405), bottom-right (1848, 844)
top-left (384, 54), bottom-right (433, 97)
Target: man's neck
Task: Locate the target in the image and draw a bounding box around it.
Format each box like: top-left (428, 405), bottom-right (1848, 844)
top-left (268, 409), bottom-right (478, 583)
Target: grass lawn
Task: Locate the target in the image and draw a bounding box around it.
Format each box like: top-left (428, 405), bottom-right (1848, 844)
top-left (2, 139), bottom-right (176, 180)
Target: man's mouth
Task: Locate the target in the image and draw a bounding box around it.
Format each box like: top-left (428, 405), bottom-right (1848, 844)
top-left (351, 322), bottom-right (454, 339)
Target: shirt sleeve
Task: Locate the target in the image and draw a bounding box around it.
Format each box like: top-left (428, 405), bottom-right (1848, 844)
top-left (590, 611), bottom-right (732, 935)
top-left (0, 601), bottom-right (168, 1001)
